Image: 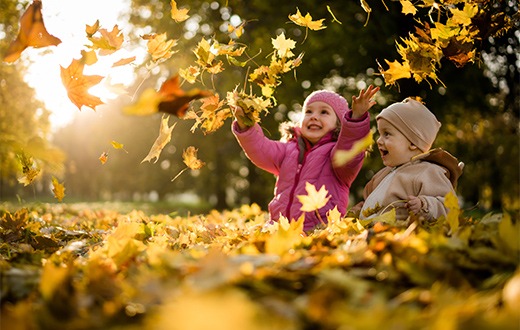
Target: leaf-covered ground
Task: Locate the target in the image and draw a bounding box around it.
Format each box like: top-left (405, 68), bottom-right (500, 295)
top-left (1, 203), bottom-right (519, 330)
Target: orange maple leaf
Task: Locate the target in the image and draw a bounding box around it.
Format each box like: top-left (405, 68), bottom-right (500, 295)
top-left (60, 58), bottom-right (105, 110)
top-left (158, 75), bottom-right (213, 118)
top-left (4, 0), bottom-right (62, 63)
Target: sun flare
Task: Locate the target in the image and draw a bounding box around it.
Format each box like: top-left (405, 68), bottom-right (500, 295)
top-left (19, 0), bottom-right (143, 129)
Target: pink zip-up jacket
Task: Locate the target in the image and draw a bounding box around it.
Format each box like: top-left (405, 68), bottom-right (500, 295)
top-left (232, 110), bottom-right (370, 231)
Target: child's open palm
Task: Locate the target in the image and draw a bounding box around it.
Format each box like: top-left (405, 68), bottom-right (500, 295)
top-left (351, 85), bottom-right (380, 119)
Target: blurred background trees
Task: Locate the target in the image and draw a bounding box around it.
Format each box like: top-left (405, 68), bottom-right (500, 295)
top-left (0, 0), bottom-right (518, 215)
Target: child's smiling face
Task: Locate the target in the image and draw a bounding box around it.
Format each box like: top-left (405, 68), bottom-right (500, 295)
top-left (300, 101), bottom-right (338, 144)
top-left (376, 118), bottom-right (422, 167)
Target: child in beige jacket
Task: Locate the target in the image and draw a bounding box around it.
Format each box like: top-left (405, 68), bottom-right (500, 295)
top-left (354, 98), bottom-right (463, 222)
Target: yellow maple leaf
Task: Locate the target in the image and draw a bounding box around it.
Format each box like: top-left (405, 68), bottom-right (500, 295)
top-left (272, 32), bottom-right (296, 58)
top-left (51, 176), bottom-right (65, 202)
top-left (171, 0), bottom-right (190, 23)
top-left (400, 0), bottom-right (417, 15)
top-left (288, 8), bottom-right (326, 31)
top-left (145, 33), bottom-right (178, 62)
top-left (179, 65), bottom-right (201, 84)
top-left (379, 59), bottom-right (412, 86)
top-left (183, 146), bottom-right (205, 170)
top-left (444, 191), bottom-right (460, 234)
top-left (449, 3), bottom-right (478, 26)
top-left (87, 25), bottom-right (124, 55)
top-left (297, 182), bottom-right (331, 212)
top-left (142, 115), bottom-right (176, 164)
top-left (333, 129), bottom-right (374, 167)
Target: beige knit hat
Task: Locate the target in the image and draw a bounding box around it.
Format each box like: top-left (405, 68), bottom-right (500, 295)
top-left (376, 98), bottom-right (441, 152)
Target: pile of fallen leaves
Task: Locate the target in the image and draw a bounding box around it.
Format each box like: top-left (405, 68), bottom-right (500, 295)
top-left (1, 202), bottom-right (518, 330)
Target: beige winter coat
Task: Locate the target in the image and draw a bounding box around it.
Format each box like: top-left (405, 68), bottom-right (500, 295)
top-left (358, 149), bottom-right (463, 221)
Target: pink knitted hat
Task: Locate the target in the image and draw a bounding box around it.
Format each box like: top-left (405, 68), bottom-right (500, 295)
top-left (302, 90), bottom-right (349, 119)
top-left (376, 98), bottom-right (441, 152)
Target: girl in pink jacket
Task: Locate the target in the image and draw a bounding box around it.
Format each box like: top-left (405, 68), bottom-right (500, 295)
top-left (232, 86), bottom-right (379, 232)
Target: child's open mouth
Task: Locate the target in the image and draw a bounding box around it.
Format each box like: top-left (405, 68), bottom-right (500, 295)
top-left (308, 124), bottom-right (321, 130)
top-left (380, 149), bottom-right (389, 157)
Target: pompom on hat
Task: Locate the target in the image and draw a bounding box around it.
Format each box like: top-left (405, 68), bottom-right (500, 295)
top-left (302, 90), bottom-right (349, 119)
top-left (376, 98), bottom-right (441, 152)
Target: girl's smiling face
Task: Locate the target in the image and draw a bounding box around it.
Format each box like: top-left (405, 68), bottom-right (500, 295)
top-left (300, 101), bottom-right (338, 145)
top-left (376, 118), bottom-right (422, 167)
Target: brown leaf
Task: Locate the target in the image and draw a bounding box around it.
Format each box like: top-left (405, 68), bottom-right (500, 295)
top-left (3, 0), bottom-right (62, 63)
top-left (158, 75), bottom-right (212, 118)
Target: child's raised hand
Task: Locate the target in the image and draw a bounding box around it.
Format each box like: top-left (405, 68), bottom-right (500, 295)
top-left (406, 195), bottom-right (424, 214)
top-left (351, 85), bottom-right (380, 119)
top-left (231, 105), bottom-right (248, 131)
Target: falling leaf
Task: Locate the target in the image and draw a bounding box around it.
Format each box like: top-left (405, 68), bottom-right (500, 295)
top-left (271, 32), bottom-right (296, 58)
top-left (145, 33), bottom-right (178, 62)
top-left (17, 153), bottom-right (40, 186)
top-left (297, 182), bottom-right (331, 212)
top-left (183, 146), bottom-right (205, 170)
top-left (193, 38), bottom-right (225, 74)
top-left (327, 5), bottom-right (343, 24)
top-left (157, 75), bottom-right (213, 118)
top-left (99, 152), bottom-right (109, 164)
top-left (378, 59), bottom-right (412, 86)
top-left (80, 49), bottom-right (98, 65)
top-left (87, 25), bottom-right (124, 55)
top-left (400, 0), bottom-right (417, 15)
top-left (111, 141), bottom-right (128, 153)
top-left (3, 0), bottom-right (62, 63)
top-left (288, 8), bottom-right (326, 31)
top-left (179, 65), bottom-right (201, 84)
top-left (449, 3), bottom-right (478, 26)
top-left (171, 0), bottom-right (190, 23)
top-left (359, 0), bottom-right (372, 26)
top-left (142, 115), bottom-right (176, 164)
top-left (112, 56), bottom-right (136, 67)
top-left (60, 58), bottom-right (104, 110)
top-left (85, 20), bottom-right (100, 37)
top-left (227, 21), bottom-right (245, 38)
top-left (51, 176), bottom-right (65, 202)
top-left (333, 130), bottom-right (374, 167)
top-left (123, 88), bottom-right (162, 116)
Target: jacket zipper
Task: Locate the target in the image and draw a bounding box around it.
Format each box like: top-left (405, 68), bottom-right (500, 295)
top-left (286, 156), bottom-right (307, 220)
